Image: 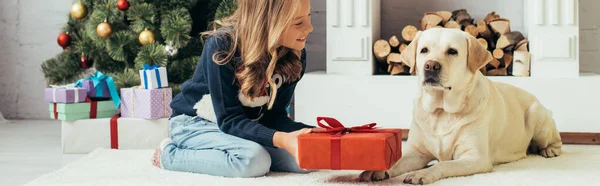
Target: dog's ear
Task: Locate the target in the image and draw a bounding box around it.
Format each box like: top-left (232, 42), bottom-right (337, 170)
top-left (466, 34), bottom-right (493, 73)
top-left (400, 31), bottom-right (422, 74)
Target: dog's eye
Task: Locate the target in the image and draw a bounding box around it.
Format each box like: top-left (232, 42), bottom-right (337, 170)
top-left (447, 48), bottom-right (458, 55)
top-left (420, 47), bottom-right (428, 54)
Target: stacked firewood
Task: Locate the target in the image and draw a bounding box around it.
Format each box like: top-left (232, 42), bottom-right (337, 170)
top-left (374, 9), bottom-right (531, 76)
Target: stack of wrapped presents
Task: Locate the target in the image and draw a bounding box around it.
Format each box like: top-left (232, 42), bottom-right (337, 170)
top-left (46, 67), bottom-right (171, 154)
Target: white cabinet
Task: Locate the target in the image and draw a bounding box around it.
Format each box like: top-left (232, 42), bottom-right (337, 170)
top-left (326, 0), bottom-right (380, 76)
top-left (525, 0), bottom-right (579, 77)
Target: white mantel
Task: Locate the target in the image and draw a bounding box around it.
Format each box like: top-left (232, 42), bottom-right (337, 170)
top-left (295, 0), bottom-right (600, 133)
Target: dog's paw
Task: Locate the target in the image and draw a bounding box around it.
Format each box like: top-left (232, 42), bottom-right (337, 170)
top-left (540, 145), bottom-right (562, 158)
top-left (358, 171), bottom-right (389, 182)
top-left (399, 170), bottom-right (439, 185)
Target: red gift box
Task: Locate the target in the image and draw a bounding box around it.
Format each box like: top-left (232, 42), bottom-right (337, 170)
top-left (298, 117), bottom-right (402, 171)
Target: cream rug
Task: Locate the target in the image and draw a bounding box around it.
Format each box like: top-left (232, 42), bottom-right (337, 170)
top-left (25, 145), bottom-right (600, 186)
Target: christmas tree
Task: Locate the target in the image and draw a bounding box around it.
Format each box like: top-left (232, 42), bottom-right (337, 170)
top-left (41, 0), bottom-right (237, 95)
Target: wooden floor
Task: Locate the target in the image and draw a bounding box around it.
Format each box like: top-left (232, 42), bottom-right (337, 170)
top-left (0, 120), bottom-right (84, 186)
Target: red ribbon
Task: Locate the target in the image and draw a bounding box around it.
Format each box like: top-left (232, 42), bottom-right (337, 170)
top-left (86, 98), bottom-right (97, 119)
top-left (53, 103), bottom-right (58, 119)
top-left (312, 117), bottom-right (401, 170)
top-left (110, 114), bottom-right (120, 149)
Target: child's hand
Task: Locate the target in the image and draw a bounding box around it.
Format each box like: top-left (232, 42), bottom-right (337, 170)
top-left (274, 128), bottom-right (312, 164)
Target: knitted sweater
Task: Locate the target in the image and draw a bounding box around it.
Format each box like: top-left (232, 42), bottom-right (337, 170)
top-left (170, 34), bottom-right (314, 148)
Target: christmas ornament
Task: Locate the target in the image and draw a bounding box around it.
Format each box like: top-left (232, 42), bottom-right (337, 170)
top-left (80, 53), bottom-right (93, 69)
top-left (165, 45), bottom-right (178, 57)
top-left (139, 29), bottom-right (155, 45)
top-left (117, 0), bottom-right (130, 11)
top-left (57, 32), bottom-right (71, 49)
top-left (70, 2), bottom-right (88, 20)
top-left (97, 21), bottom-right (113, 38)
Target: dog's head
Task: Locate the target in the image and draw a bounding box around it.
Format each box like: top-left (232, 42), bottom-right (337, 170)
top-left (401, 28), bottom-right (493, 92)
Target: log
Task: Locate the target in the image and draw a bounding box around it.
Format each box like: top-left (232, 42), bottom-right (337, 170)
top-left (425, 24), bottom-right (436, 30)
top-left (421, 12), bottom-right (444, 30)
top-left (484, 11), bottom-right (500, 23)
top-left (477, 38), bottom-right (489, 49)
top-left (402, 25), bottom-right (418, 42)
top-left (387, 53), bottom-right (409, 75)
top-left (400, 43), bottom-right (408, 53)
top-left (437, 11), bottom-right (453, 24)
top-left (390, 63), bottom-right (409, 75)
top-left (452, 9), bottom-right (474, 27)
top-left (387, 53), bottom-right (402, 64)
top-left (477, 20), bottom-right (494, 40)
top-left (444, 20), bottom-right (461, 29)
top-left (512, 51), bottom-right (531, 77)
top-left (389, 35), bottom-right (400, 53)
top-left (465, 25), bottom-right (479, 37)
top-left (496, 31), bottom-right (525, 49)
top-left (389, 35), bottom-right (400, 48)
top-left (493, 48), bottom-right (504, 59)
top-left (489, 58), bottom-right (501, 68)
top-left (516, 40), bottom-right (529, 52)
top-left (487, 68), bottom-right (507, 76)
top-left (504, 52), bottom-right (514, 68)
top-left (373, 39), bottom-right (391, 64)
top-left (489, 18), bottom-right (511, 35)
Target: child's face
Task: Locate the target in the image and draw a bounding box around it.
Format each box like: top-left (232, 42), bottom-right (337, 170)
top-left (279, 0), bottom-right (313, 51)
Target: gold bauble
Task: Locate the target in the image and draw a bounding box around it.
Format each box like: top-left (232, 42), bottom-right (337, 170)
top-left (70, 2), bottom-right (88, 20)
top-left (96, 22), bottom-right (113, 38)
top-left (139, 29), bottom-right (155, 45)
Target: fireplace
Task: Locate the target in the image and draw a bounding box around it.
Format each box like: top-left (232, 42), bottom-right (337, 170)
top-left (294, 0), bottom-right (600, 133)
top-left (325, 0), bottom-right (580, 78)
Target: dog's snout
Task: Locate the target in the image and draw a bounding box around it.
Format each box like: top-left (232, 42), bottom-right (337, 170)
top-left (424, 61), bottom-right (441, 71)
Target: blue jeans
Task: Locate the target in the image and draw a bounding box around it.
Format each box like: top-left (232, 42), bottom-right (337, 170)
top-left (161, 114), bottom-right (308, 177)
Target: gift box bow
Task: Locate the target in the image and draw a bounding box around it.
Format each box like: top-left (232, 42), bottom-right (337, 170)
top-left (142, 64), bottom-right (164, 89)
top-left (75, 71), bottom-right (121, 109)
top-left (310, 117), bottom-right (402, 170)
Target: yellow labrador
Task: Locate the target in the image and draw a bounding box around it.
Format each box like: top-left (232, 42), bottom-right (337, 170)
top-left (359, 28), bottom-right (562, 184)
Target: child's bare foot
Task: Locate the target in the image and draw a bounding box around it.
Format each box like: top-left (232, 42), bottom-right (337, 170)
top-left (152, 138), bottom-right (173, 169)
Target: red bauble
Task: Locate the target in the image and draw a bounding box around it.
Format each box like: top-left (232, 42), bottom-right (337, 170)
top-left (57, 32), bottom-right (71, 49)
top-left (117, 0), bottom-right (130, 11)
top-left (80, 54), bottom-right (93, 69)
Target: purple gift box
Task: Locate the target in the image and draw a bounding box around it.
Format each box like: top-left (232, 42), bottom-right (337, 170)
top-left (120, 87), bottom-right (173, 119)
top-left (81, 80), bottom-right (111, 99)
top-left (45, 88), bottom-right (87, 103)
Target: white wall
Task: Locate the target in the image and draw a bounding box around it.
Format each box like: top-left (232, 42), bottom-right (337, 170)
top-left (0, 0), bottom-right (73, 119)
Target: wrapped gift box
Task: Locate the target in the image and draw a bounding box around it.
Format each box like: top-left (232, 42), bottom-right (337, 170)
top-left (74, 71), bottom-right (121, 108)
top-left (139, 65), bottom-right (169, 89)
top-left (120, 87), bottom-right (173, 119)
top-left (79, 79), bottom-right (111, 99)
top-left (49, 100), bottom-right (117, 121)
top-left (298, 117), bottom-right (402, 171)
top-left (44, 87), bottom-right (87, 103)
top-left (61, 116), bottom-right (170, 154)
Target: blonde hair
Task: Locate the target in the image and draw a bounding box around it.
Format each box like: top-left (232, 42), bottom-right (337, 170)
top-left (201, 0), bottom-right (304, 110)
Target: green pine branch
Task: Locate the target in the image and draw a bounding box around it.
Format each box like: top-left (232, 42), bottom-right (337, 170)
top-left (106, 30), bottom-right (140, 65)
top-left (111, 68), bottom-right (141, 91)
top-left (161, 8), bottom-right (193, 49)
top-left (134, 43), bottom-right (168, 69)
top-left (41, 51), bottom-right (84, 85)
top-left (127, 3), bottom-right (157, 33)
top-left (215, 0), bottom-right (237, 20)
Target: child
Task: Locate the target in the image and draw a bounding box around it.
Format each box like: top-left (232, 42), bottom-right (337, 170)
top-left (151, 0), bottom-right (315, 178)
